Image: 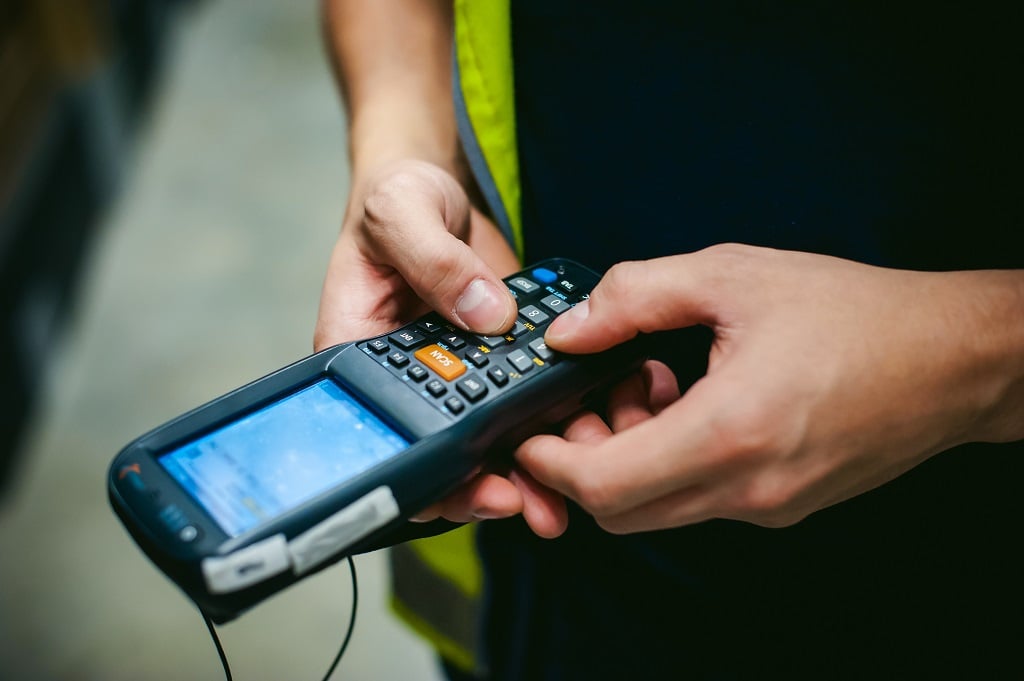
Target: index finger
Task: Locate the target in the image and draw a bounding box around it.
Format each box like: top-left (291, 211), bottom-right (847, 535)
top-left (515, 377), bottom-right (721, 517)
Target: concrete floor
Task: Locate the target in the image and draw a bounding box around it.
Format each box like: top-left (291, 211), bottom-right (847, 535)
top-left (0, 1), bottom-right (443, 679)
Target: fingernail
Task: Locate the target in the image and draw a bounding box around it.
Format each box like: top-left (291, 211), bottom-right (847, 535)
top-left (455, 279), bottom-right (512, 334)
top-left (546, 299), bottom-right (590, 342)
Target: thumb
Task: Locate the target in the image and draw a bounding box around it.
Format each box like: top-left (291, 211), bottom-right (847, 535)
top-left (360, 164), bottom-right (518, 335)
top-left (544, 256), bottom-right (713, 353)
top-left (398, 237), bottom-right (517, 335)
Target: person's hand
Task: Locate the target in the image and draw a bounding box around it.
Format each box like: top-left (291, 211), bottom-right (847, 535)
top-left (516, 243), bottom-right (1023, 533)
top-left (314, 159), bottom-right (566, 536)
top-left (315, 159), bottom-right (518, 347)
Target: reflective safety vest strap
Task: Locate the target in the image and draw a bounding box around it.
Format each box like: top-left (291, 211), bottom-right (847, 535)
top-left (389, 524), bottom-right (488, 675)
top-left (452, 0), bottom-right (523, 259)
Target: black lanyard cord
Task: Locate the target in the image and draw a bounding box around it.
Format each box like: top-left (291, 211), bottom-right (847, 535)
top-left (200, 555), bottom-right (359, 681)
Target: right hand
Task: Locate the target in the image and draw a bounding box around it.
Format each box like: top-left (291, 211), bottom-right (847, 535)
top-left (314, 159), bottom-right (568, 537)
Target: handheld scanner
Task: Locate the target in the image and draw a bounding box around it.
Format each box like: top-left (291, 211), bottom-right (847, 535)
top-left (108, 258), bottom-right (646, 622)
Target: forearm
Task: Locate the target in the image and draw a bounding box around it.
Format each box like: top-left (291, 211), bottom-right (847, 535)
top-left (321, 0), bottom-right (463, 181)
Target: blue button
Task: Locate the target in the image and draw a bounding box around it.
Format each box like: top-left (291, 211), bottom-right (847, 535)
top-left (532, 267), bottom-right (558, 283)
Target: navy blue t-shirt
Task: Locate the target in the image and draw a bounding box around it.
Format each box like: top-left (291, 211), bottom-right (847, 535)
top-left (475, 3), bottom-right (1024, 680)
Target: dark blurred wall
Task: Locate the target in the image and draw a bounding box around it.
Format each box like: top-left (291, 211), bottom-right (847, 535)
top-left (0, 0), bottom-right (191, 495)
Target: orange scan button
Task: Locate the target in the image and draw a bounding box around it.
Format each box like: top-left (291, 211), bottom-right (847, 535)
top-left (414, 344), bottom-right (467, 381)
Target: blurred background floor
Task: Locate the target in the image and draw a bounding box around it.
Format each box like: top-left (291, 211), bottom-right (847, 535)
top-left (0, 1), bottom-right (443, 679)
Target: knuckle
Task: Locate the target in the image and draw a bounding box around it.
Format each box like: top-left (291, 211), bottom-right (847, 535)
top-left (356, 166), bottom-right (474, 303)
top-left (700, 242), bottom-right (760, 264)
top-left (726, 475), bottom-right (809, 528)
top-left (697, 243), bottom-right (761, 283)
top-left (599, 261), bottom-right (646, 304)
top-left (569, 471), bottom-right (620, 517)
top-left (702, 241), bottom-right (748, 258)
top-left (361, 169), bottom-right (433, 230)
top-left (703, 395), bottom-right (812, 528)
top-left (706, 398), bottom-right (778, 464)
top-left (751, 505), bottom-right (808, 529)
top-left (742, 479), bottom-right (791, 518)
top-left (593, 261), bottom-right (654, 331)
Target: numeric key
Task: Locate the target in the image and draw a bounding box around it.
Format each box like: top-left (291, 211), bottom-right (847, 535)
top-left (539, 294), bottom-right (570, 315)
top-left (519, 305), bottom-right (549, 325)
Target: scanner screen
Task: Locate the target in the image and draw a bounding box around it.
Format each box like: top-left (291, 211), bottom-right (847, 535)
top-left (158, 378), bottom-right (409, 536)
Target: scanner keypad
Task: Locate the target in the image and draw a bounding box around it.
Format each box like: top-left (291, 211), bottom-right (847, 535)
top-left (359, 264), bottom-right (591, 418)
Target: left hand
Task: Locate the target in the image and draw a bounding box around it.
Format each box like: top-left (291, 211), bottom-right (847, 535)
top-left (515, 243), bottom-right (1024, 534)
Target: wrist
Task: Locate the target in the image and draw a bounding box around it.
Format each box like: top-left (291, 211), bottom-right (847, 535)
top-left (348, 98), bottom-right (464, 184)
top-left (955, 270), bottom-right (1024, 444)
